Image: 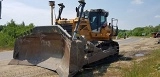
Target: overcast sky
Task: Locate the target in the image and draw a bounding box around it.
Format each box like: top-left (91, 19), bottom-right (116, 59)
top-left (0, 0), bottom-right (160, 29)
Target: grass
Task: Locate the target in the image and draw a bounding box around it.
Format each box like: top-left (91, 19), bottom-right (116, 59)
top-left (123, 49), bottom-right (160, 77)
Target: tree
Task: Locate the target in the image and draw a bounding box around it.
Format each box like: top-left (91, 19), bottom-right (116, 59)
top-left (0, 19), bottom-right (34, 47)
top-left (0, 25), bottom-right (3, 31)
top-left (118, 24), bottom-right (160, 37)
top-left (132, 27), bottom-right (144, 36)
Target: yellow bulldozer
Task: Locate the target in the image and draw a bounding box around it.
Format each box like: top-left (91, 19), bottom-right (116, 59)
top-left (9, 0), bottom-right (119, 77)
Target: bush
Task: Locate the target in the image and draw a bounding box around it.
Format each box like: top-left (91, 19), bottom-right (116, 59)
top-left (118, 24), bottom-right (160, 37)
top-left (0, 19), bottom-right (34, 48)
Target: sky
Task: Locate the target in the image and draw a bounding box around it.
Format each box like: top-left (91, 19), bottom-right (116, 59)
top-left (0, 0), bottom-right (160, 30)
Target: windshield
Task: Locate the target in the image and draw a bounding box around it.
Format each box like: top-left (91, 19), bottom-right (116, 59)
top-left (89, 12), bottom-right (106, 30)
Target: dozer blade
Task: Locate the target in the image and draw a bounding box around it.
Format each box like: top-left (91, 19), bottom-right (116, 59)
top-left (9, 26), bottom-right (86, 77)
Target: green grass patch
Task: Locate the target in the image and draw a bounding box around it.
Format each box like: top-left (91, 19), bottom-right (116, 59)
top-left (123, 49), bottom-right (160, 77)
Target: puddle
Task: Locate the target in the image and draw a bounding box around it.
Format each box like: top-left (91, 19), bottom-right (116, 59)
top-left (135, 53), bottom-right (144, 57)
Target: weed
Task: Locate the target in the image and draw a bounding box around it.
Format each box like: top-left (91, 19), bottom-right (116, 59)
top-left (123, 49), bottom-right (160, 77)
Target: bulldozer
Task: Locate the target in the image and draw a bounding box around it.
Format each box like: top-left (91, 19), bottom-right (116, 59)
top-left (9, 0), bottom-right (119, 77)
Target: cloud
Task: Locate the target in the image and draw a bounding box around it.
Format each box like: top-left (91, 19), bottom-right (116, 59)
top-left (0, 0), bottom-right (75, 26)
top-left (1, 1), bottom-right (50, 26)
top-left (155, 15), bottom-right (160, 18)
top-left (131, 0), bottom-right (144, 5)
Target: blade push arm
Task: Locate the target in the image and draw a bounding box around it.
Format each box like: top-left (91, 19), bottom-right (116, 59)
top-left (57, 3), bottom-right (65, 20)
top-left (72, 0), bottom-right (86, 40)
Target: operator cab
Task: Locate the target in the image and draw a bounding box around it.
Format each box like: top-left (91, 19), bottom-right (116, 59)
top-left (83, 9), bottom-right (109, 32)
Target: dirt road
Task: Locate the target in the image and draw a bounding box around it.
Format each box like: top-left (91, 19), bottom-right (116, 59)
top-left (98, 37), bottom-right (160, 77)
top-left (0, 53), bottom-right (58, 76)
top-left (0, 37), bottom-right (159, 77)
top-left (75, 37), bottom-right (160, 77)
top-left (0, 51), bottom-right (13, 61)
top-left (117, 37), bottom-right (140, 45)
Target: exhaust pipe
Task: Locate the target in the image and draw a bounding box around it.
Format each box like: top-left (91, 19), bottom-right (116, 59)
top-left (49, 1), bottom-right (55, 25)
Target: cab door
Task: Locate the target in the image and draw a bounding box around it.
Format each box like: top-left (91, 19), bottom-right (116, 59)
top-left (89, 12), bottom-right (106, 33)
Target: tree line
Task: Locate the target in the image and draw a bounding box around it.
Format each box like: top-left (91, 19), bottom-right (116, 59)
top-left (0, 20), bottom-right (34, 48)
top-left (118, 24), bottom-right (160, 38)
top-left (0, 19), bottom-right (159, 48)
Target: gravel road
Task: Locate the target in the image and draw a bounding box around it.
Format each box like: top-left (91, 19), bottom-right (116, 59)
top-left (0, 53), bottom-right (58, 77)
top-left (0, 51), bottom-right (12, 61)
top-left (117, 37), bottom-right (141, 45)
top-left (0, 37), bottom-right (143, 77)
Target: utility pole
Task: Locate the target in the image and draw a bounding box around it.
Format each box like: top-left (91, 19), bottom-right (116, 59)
top-left (0, 0), bottom-right (3, 19)
top-left (49, 1), bottom-right (55, 25)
